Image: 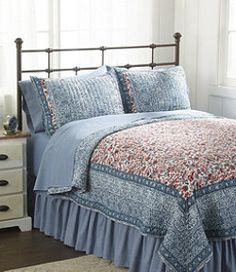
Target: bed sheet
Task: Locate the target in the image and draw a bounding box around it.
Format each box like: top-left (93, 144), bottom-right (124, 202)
top-left (26, 132), bottom-right (50, 217)
top-left (27, 132), bottom-right (50, 177)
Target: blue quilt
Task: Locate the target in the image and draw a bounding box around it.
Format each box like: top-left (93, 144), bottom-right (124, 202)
top-left (34, 110), bottom-right (236, 272)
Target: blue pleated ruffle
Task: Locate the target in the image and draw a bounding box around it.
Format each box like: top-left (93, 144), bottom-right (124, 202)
top-left (34, 192), bottom-right (236, 272)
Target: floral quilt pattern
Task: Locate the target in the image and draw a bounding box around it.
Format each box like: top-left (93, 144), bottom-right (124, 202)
top-left (91, 118), bottom-right (236, 199)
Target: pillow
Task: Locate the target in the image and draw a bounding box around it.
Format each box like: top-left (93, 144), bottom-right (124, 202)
top-left (19, 65), bottom-right (110, 133)
top-left (30, 72), bottom-right (124, 135)
top-left (113, 66), bottom-right (191, 113)
top-left (19, 80), bottom-right (44, 133)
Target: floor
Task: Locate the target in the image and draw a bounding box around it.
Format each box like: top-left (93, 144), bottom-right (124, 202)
top-left (0, 227), bottom-right (84, 272)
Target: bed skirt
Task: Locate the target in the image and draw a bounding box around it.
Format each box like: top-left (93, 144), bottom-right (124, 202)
top-left (34, 192), bottom-right (236, 272)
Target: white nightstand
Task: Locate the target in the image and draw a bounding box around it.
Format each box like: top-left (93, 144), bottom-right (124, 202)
top-left (0, 131), bottom-right (32, 231)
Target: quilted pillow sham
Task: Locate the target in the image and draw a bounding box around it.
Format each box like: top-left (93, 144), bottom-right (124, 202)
top-left (19, 65), bottom-right (111, 133)
top-left (30, 73), bottom-right (124, 135)
top-left (113, 66), bottom-right (191, 113)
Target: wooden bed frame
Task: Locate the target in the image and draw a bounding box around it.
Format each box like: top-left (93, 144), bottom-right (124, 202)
top-left (15, 32), bottom-right (182, 131)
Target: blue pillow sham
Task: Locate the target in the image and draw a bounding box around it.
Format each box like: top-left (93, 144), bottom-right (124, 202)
top-left (30, 72), bottom-right (124, 135)
top-left (19, 80), bottom-right (45, 133)
top-left (113, 66), bottom-right (191, 113)
top-left (19, 65), bottom-right (111, 133)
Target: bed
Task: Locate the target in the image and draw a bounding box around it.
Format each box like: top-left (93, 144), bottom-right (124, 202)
top-left (16, 33), bottom-right (236, 272)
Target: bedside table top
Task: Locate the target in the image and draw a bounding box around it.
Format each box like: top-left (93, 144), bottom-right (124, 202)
top-left (0, 131), bottom-right (31, 140)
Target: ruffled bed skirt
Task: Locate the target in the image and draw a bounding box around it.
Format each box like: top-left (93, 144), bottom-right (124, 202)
top-left (34, 192), bottom-right (236, 272)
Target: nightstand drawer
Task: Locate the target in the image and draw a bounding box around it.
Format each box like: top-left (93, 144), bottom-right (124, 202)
top-left (0, 142), bottom-right (23, 169)
top-left (0, 169), bottom-right (23, 195)
top-left (0, 194), bottom-right (23, 221)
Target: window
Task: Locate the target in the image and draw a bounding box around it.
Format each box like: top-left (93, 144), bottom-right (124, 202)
top-left (220, 0), bottom-right (236, 87)
top-left (34, 0), bottom-right (154, 77)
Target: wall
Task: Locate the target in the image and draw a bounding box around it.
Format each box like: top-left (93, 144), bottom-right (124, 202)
top-left (209, 87), bottom-right (236, 119)
top-left (153, 0), bottom-right (175, 43)
top-left (175, 0), bottom-right (221, 112)
top-left (153, 0), bottom-right (175, 62)
top-left (175, 0), bottom-right (236, 118)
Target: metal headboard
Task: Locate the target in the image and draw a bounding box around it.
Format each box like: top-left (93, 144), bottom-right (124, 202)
top-left (15, 32), bottom-right (182, 131)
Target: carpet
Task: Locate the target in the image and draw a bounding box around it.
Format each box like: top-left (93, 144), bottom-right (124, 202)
top-left (5, 255), bottom-right (128, 272)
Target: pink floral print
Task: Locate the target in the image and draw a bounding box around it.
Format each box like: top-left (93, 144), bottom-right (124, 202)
top-left (91, 118), bottom-right (236, 199)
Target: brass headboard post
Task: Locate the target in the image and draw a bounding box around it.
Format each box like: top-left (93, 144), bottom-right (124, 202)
top-left (174, 32), bottom-right (182, 66)
top-left (15, 38), bottom-right (23, 131)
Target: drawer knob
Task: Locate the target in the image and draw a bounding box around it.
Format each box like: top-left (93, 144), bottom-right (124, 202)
top-left (0, 154), bottom-right (8, 161)
top-left (0, 205), bottom-right (9, 212)
top-left (0, 180), bottom-right (8, 186)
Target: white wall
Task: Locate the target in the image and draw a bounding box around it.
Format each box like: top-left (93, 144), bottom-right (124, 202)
top-left (175, 0), bottom-right (236, 118)
top-left (175, 0), bottom-right (221, 112)
top-left (153, 0), bottom-right (175, 43)
top-left (153, 0), bottom-right (175, 62)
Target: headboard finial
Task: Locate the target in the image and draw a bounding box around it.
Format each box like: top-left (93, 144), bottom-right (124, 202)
top-left (173, 32), bottom-right (182, 42)
top-left (173, 33), bottom-right (182, 66)
top-left (15, 38), bottom-right (23, 47)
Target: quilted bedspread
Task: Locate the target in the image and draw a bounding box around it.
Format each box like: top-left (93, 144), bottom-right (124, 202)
top-left (35, 110), bottom-right (236, 272)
